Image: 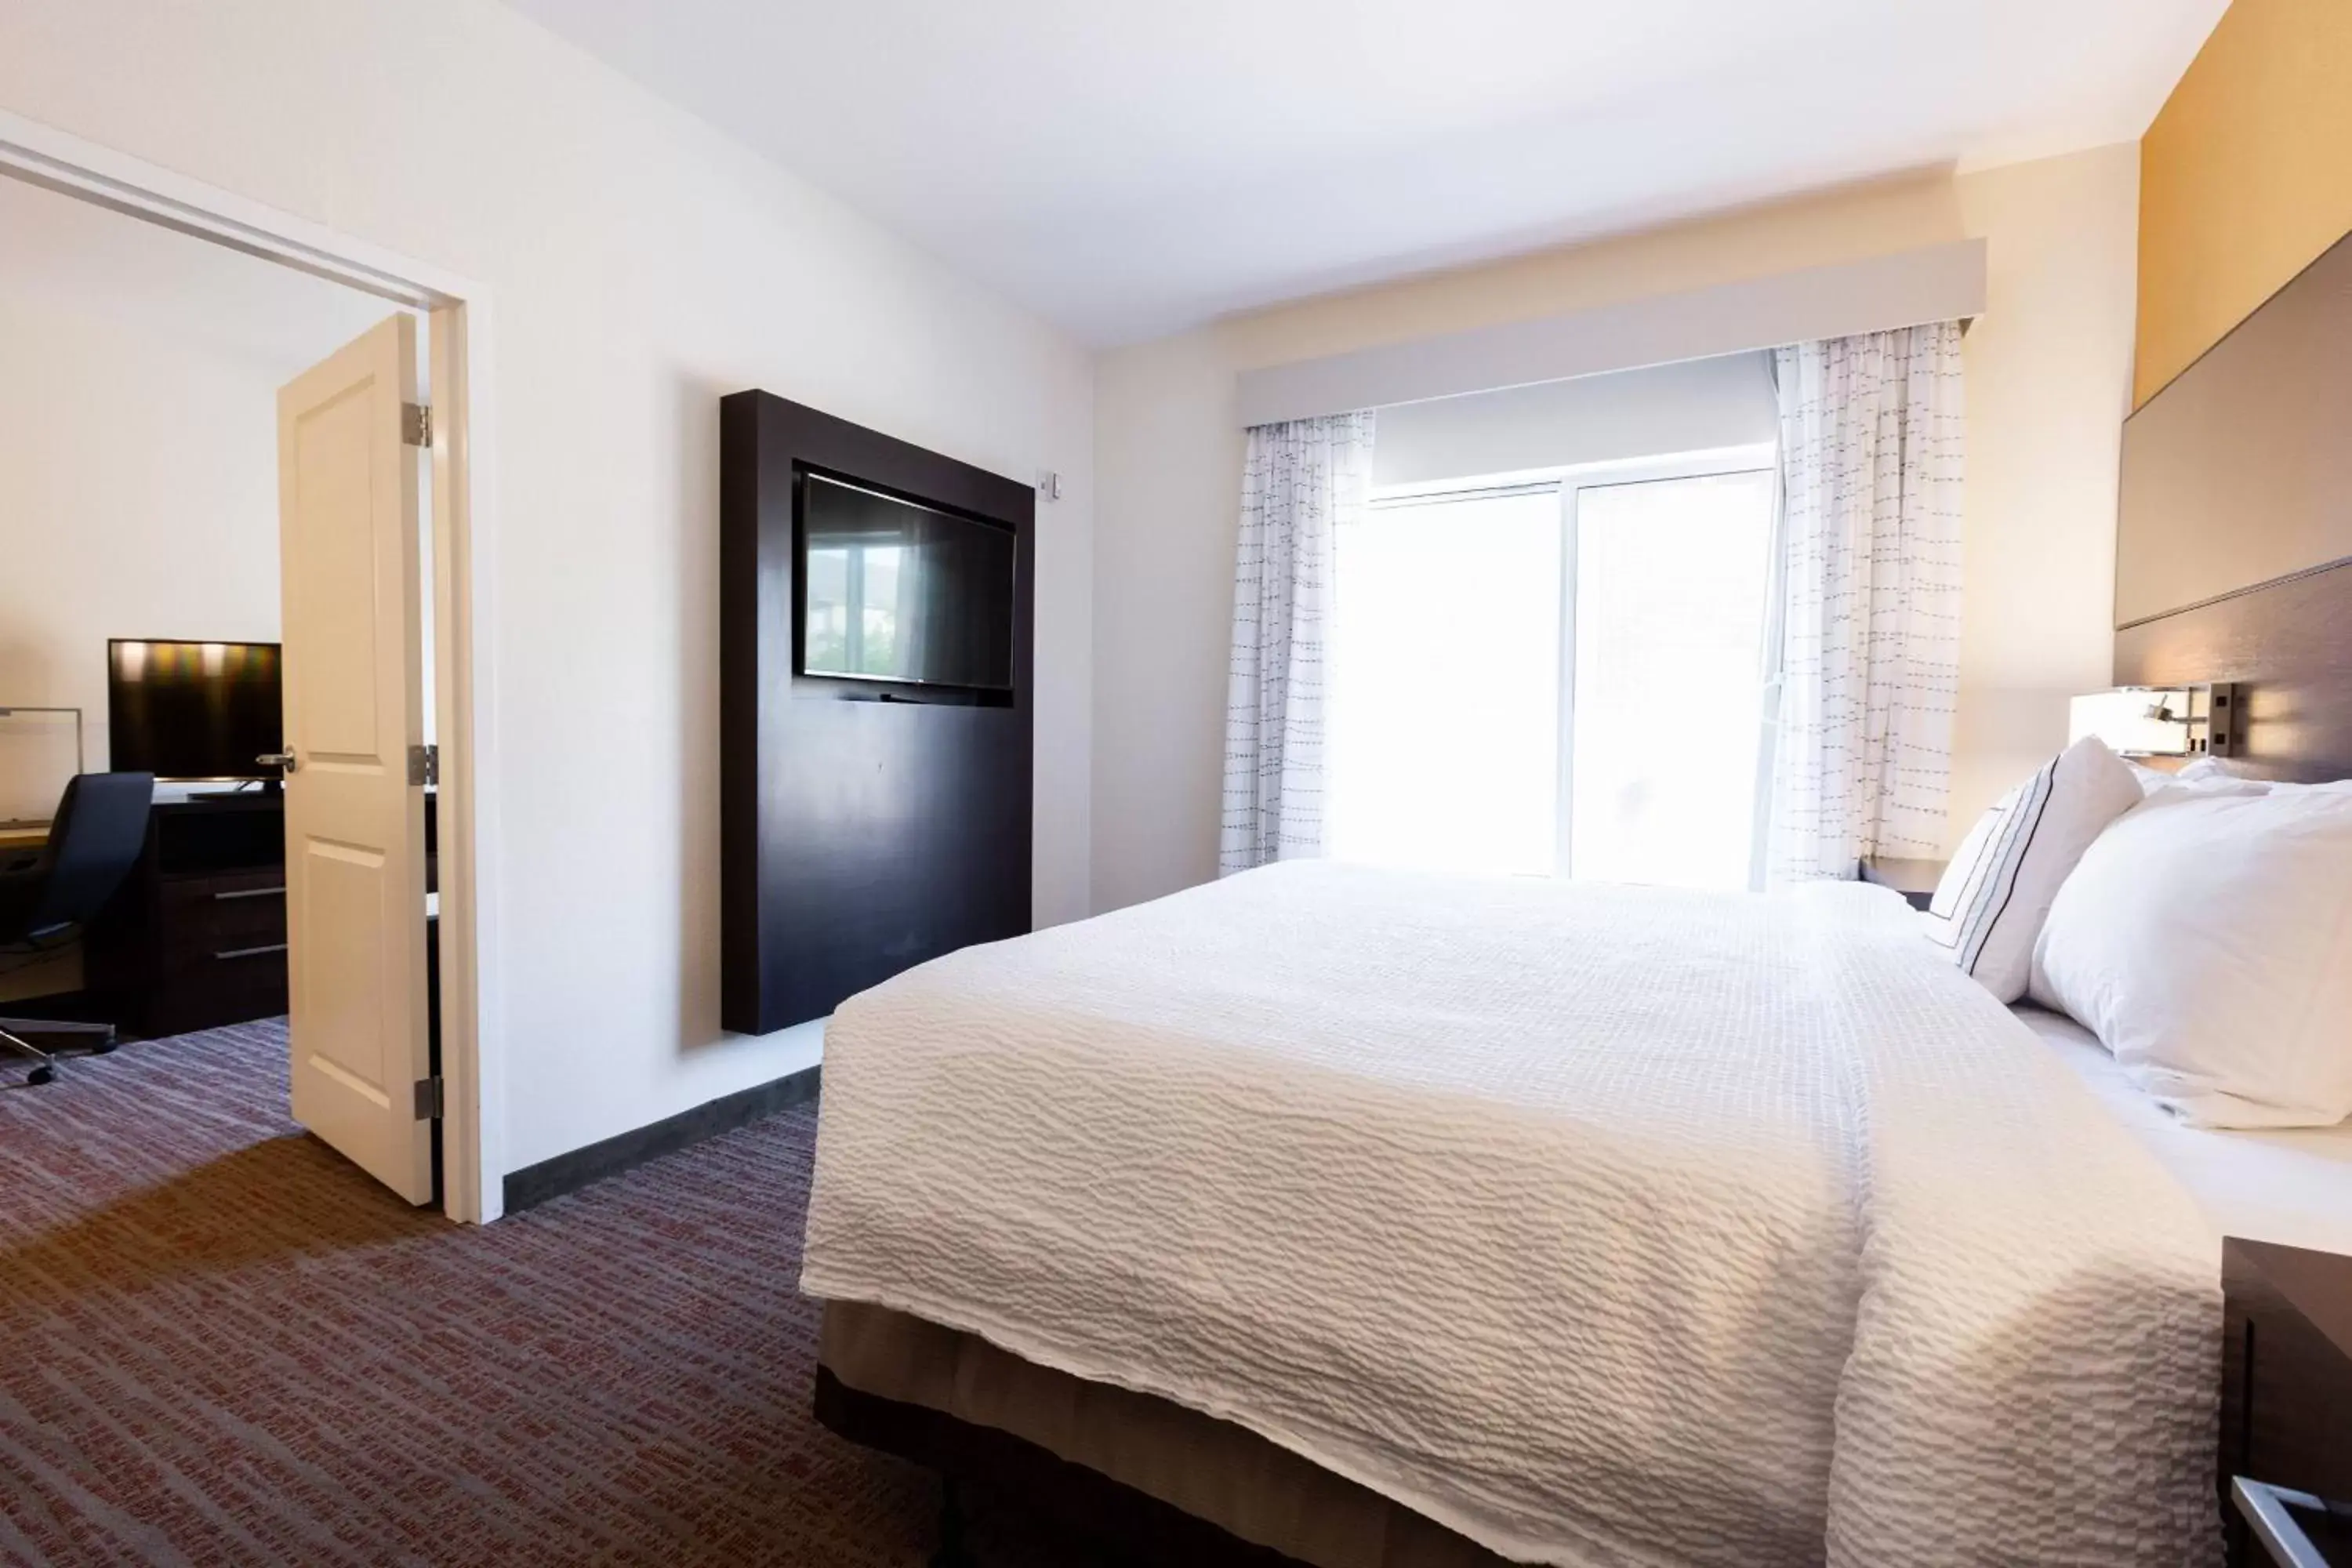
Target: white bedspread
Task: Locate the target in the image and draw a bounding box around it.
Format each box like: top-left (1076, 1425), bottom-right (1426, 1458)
top-left (801, 862), bottom-right (2220, 1566)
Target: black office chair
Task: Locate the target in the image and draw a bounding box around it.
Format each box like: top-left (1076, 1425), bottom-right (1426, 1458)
top-left (0, 771), bottom-right (154, 1086)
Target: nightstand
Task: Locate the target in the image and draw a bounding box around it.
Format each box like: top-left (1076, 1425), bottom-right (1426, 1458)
top-left (1857, 856), bottom-right (1944, 911)
top-left (2222, 1239), bottom-right (2352, 1565)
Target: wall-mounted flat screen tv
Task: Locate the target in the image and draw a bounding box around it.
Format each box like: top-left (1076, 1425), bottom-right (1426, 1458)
top-left (107, 639), bottom-right (284, 782)
top-left (798, 472), bottom-right (1016, 691)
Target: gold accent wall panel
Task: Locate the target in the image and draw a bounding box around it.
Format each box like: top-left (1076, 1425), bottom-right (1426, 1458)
top-left (2137, 0), bottom-right (2352, 408)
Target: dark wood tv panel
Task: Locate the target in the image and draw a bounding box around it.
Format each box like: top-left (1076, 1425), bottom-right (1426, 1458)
top-left (719, 390), bottom-right (1036, 1036)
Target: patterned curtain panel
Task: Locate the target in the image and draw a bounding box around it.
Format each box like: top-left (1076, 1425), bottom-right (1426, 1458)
top-left (1218, 411), bottom-right (1375, 876)
top-left (1766, 321), bottom-right (1965, 884)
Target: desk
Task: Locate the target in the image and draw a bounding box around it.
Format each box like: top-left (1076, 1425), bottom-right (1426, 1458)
top-left (86, 796), bottom-right (288, 1037)
top-left (0, 821), bottom-right (49, 855)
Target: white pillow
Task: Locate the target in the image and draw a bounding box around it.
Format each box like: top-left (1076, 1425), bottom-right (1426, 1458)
top-left (1919, 736), bottom-right (2143, 1001)
top-left (2030, 784), bottom-right (2352, 1129)
top-left (2174, 754), bottom-right (2253, 787)
top-left (2126, 756), bottom-right (2265, 796)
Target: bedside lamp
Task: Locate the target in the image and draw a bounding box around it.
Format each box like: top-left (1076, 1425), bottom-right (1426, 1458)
top-left (2067, 684), bottom-right (2241, 758)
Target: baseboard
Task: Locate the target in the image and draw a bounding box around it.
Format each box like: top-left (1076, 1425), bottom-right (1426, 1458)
top-left (501, 1063), bottom-right (821, 1214)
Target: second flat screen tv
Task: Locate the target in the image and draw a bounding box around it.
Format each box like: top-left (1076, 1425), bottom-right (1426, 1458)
top-left (107, 639), bottom-right (284, 782)
top-left (799, 472), bottom-right (1016, 691)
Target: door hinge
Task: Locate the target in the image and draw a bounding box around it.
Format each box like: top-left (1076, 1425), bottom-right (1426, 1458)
top-left (412, 1076), bottom-right (445, 1120)
top-left (402, 401), bottom-right (433, 448)
top-left (408, 742), bottom-right (438, 786)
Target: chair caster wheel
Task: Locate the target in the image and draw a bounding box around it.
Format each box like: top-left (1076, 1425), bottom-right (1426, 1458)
top-left (93, 1037), bottom-right (118, 1054)
top-left (27, 1065), bottom-right (55, 1086)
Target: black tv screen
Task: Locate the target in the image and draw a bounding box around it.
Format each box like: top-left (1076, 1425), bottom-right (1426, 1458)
top-left (107, 640), bottom-right (283, 782)
top-left (799, 473), bottom-right (1016, 691)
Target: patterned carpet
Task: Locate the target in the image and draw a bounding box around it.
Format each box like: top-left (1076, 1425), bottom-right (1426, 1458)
top-left (0, 1019), bottom-right (1081, 1566)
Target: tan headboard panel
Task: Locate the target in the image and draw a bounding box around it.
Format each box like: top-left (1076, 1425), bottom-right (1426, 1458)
top-left (2116, 228), bottom-right (2352, 629)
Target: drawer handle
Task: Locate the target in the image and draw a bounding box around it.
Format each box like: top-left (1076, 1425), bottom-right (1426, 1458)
top-left (214, 942), bottom-right (289, 961)
top-left (213, 886), bottom-right (285, 902)
top-left (2233, 1478), bottom-right (2339, 1568)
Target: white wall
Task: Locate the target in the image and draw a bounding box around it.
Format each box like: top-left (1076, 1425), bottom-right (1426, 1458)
top-left (1093, 149), bottom-right (2140, 910)
top-left (1951, 144), bottom-right (2140, 837)
top-left (0, 176), bottom-right (396, 824)
top-left (0, 0), bottom-right (1094, 1179)
top-left (1092, 332), bottom-right (1243, 914)
top-left (1370, 354), bottom-right (1777, 488)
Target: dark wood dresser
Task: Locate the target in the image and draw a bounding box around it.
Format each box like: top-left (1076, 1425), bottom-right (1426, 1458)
top-left (2222, 1238), bottom-right (2352, 1565)
top-left (86, 795), bottom-right (287, 1037)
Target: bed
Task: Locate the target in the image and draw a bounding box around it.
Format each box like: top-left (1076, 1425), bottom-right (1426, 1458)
top-left (801, 861), bottom-right (2223, 1566)
top-left (797, 212), bottom-right (2352, 1566)
top-left (2022, 1006), bottom-right (2352, 1258)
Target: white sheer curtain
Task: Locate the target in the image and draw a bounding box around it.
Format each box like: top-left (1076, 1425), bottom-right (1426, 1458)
top-left (1765, 321), bottom-right (1964, 884)
top-left (1219, 411), bottom-right (1375, 875)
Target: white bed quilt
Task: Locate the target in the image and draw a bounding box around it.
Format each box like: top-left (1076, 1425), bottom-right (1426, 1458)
top-left (801, 862), bottom-right (2220, 1566)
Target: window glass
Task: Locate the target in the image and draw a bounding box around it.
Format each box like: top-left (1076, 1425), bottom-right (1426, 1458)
top-left (1328, 462), bottom-right (1773, 888)
top-left (1328, 489), bottom-right (1562, 877)
top-left (1568, 470), bottom-right (1774, 889)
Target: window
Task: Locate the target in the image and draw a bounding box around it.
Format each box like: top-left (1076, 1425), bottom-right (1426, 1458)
top-left (1326, 487), bottom-right (1562, 877)
top-left (1327, 451), bottom-right (1775, 889)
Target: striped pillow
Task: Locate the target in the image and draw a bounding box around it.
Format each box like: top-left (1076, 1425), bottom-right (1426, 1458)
top-left (1921, 736), bottom-right (2143, 1001)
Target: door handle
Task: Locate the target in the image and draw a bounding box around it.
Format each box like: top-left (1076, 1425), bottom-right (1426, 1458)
top-left (257, 752), bottom-right (298, 773)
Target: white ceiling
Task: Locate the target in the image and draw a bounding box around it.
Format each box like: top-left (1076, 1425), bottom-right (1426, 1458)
top-left (506, 0), bottom-right (2226, 345)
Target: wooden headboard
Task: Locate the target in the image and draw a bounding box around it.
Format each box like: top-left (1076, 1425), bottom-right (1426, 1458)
top-left (2114, 226), bottom-right (2352, 782)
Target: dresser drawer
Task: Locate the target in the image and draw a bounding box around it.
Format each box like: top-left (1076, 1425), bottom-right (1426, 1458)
top-left (158, 871), bottom-right (288, 962)
top-left (2223, 1240), bottom-right (2352, 1567)
top-left (2237, 1305), bottom-right (2352, 1502)
top-left (142, 870), bottom-right (290, 1034)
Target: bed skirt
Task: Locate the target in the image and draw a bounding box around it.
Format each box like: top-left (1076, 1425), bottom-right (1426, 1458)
top-left (816, 1301), bottom-right (1514, 1568)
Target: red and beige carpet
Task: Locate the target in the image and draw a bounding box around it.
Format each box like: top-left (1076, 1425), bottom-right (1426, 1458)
top-left (0, 1019), bottom-right (1080, 1566)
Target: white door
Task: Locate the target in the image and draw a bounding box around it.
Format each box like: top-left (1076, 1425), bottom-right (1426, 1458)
top-left (277, 314), bottom-right (434, 1204)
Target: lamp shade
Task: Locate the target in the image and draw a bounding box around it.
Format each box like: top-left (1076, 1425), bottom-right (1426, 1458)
top-left (2068, 689), bottom-right (2193, 757)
